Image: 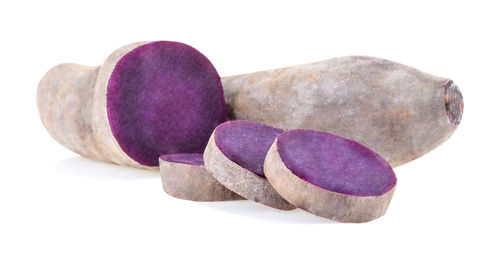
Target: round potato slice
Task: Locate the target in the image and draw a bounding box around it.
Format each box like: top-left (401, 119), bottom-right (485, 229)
top-left (264, 129), bottom-right (397, 223)
top-left (204, 121), bottom-right (295, 210)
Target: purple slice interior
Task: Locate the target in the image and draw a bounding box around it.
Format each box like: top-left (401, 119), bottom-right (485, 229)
top-left (214, 120), bottom-right (284, 177)
top-left (276, 130), bottom-right (397, 196)
top-left (160, 153), bottom-right (204, 166)
top-left (107, 41), bottom-right (227, 166)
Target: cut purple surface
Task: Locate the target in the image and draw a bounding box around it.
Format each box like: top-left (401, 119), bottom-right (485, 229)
top-left (160, 153), bottom-right (204, 166)
top-left (264, 129), bottom-right (397, 222)
top-left (277, 130), bottom-right (396, 197)
top-left (214, 120), bottom-right (284, 177)
top-left (107, 41), bottom-right (227, 166)
top-left (203, 120), bottom-right (294, 210)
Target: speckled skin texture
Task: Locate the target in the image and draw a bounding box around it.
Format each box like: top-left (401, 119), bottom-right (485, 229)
top-left (38, 41), bottom-right (226, 169)
top-left (204, 132), bottom-right (295, 210)
top-left (159, 154), bottom-right (243, 201)
top-left (277, 130), bottom-right (396, 196)
top-left (264, 138), bottom-right (396, 223)
top-left (214, 120), bottom-right (284, 177)
top-left (37, 64), bottom-right (104, 161)
top-left (222, 56), bottom-right (463, 167)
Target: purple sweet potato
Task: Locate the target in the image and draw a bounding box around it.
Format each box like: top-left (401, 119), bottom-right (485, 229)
top-left (159, 154), bottom-right (243, 201)
top-left (203, 120), bottom-right (295, 210)
top-left (37, 41), bottom-right (226, 168)
top-left (223, 56), bottom-right (463, 167)
top-left (264, 129), bottom-right (397, 223)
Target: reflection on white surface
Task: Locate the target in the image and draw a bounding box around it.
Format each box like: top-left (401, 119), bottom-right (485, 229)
top-left (55, 156), bottom-right (333, 224)
top-left (55, 156), bottom-right (159, 180)
top-left (197, 199), bottom-right (335, 224)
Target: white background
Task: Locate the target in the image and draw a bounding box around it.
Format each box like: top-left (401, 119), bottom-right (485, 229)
top-left (1, 0), bottom-right (498, 258)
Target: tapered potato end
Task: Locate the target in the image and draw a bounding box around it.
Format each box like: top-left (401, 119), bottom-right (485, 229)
top-left (37, 63), bottom-right (103, 160)
top-left (445, 81), bottom-right (464, 125)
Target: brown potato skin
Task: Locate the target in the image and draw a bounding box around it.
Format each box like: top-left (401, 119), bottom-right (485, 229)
top-left (159, 157), bottom-right (243, 201)
top-left (264, 140), bottom-right (396, 223)
top-left (37, 64), bottom-right (103, 161)
top-left (39, 51), bottom-right (463, 169)
top-left (203, 133), bottom-right (295, 210)
top-left (37, 42), bottom-right (152, 169)
top-left (92, 42), bottom-right (150, 168)
top-left (222, 56), bottom-right (463, 167)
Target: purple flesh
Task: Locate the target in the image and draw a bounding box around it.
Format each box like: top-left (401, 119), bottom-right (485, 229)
top-left (107, 41), bottom-right (227, 166)
top-left (214, 120), bottom-right (284, 177)
top-left (160, 153), bottom-right (204, 166)
top-left (276, 130), bottom-right (397, 196)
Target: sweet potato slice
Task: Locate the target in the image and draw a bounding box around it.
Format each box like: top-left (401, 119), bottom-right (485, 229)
top-left (264, 129), bottom-right (397, 222)
top-left (203, 121), bottom-right (295, 210)
top-left (159, 154), bottom-right (243, 201)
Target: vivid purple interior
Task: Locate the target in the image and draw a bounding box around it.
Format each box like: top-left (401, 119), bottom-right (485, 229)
top-left (107, 41), bottom-right (227, 166)
top-left (214, 120), bottom-right (284, 177)
top-left (277, 130), bottom-right (396, 196)
top-left (160, 153), bottom-right (204, 166)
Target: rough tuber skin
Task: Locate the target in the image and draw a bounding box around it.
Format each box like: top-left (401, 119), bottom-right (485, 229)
top-left (223, 56), bottom-right (464, 167)
top-left (203, 121), bottom-right (295, 210)
top-left (38, 41), bottom-right (226, 169)
top-left (39, 43), bottom-right (463, 171)
top-left (37, 64), bottom-right (104, 161)
top-left (264, 129), bottom-right (397, 223)
top-left (159, 154), bottom-right (243, 201)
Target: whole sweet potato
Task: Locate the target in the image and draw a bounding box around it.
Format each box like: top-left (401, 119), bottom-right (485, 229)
top-left (223, 56), bottom-right (463, 167)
